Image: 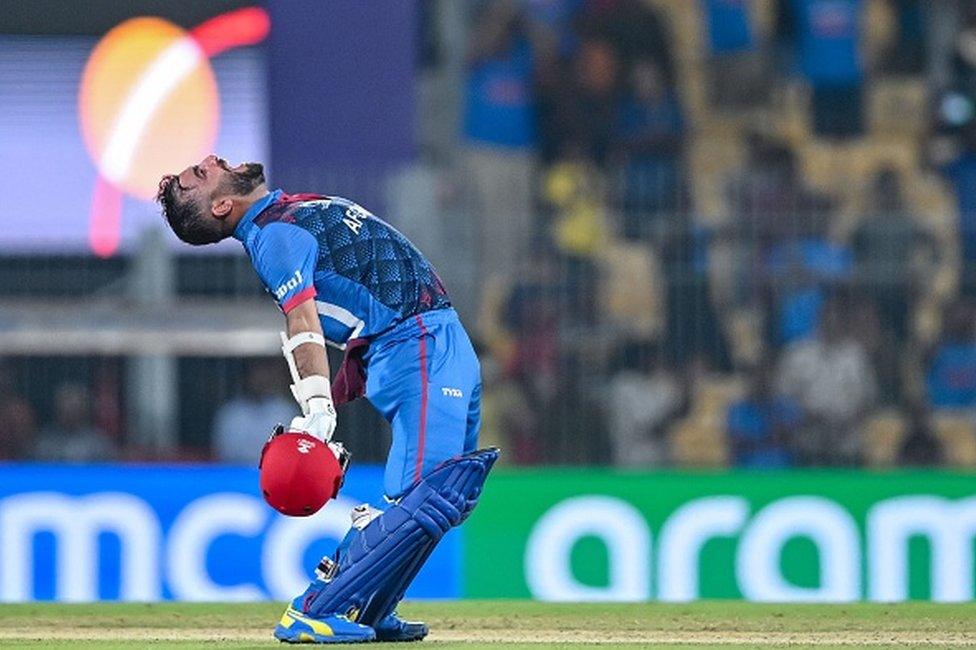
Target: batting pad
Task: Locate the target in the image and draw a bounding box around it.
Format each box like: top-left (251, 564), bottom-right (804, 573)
top-left (304, 447), bottom-right (499, 626)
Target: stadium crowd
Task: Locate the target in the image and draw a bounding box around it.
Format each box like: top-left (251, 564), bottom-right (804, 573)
top-left (457, 0), bottom-right (974, 468)
top-left (4, 0), bottom-right (976, 470)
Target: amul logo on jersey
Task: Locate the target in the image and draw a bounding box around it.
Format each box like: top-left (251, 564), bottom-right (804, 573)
top-left (523, 495), bottom-right (976, 603)
top-left (274, 270), bottom-right (303, 300)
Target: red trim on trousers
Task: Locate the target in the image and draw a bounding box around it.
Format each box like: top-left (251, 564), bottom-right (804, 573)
top-left (413, 315), bottom-right (430, 484)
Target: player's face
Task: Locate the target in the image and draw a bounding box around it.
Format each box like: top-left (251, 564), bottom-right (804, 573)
top-left (157, 155), bottom-right (266, 245)
top-left (172, 154), bottom-right (265, 205)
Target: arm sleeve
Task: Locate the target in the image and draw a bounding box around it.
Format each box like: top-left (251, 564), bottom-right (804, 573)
top-left (251, 222), bottom-right (319, 313)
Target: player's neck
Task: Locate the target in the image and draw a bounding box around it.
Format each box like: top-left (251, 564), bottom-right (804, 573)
top-left (226, 185), bottom-right (271, 232)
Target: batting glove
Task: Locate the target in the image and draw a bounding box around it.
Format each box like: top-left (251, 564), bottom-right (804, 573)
top-left (289, 396), bottom-right (337, 442)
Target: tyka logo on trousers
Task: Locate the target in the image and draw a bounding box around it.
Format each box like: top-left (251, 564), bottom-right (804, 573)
top-left (441, 387), bottom-right (463, 398)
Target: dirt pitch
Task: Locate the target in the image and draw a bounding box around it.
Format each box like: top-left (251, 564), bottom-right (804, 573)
top-left (0, 601), bottom-right (973, 649)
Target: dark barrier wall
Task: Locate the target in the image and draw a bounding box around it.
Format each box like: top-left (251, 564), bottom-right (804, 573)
top-left (267, 0), bottom-right (417, 206)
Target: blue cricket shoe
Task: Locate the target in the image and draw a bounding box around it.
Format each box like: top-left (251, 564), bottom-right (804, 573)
top-left (274, 605), bottom-right (375, 644)
top-left (276, 564), bottom-right (375, 644)
top-left (373, 612), bottom-right (428, 642)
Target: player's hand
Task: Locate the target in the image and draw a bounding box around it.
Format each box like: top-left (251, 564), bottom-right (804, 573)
top-left (289, 397), bottom-right (337, 442)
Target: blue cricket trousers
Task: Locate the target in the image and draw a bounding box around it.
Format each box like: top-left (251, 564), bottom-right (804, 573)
top-left (364, 308), bottom-right (481, 498)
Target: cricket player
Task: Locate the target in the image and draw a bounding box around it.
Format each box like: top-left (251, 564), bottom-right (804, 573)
top-left (157, 156), bottom-right (497, 643)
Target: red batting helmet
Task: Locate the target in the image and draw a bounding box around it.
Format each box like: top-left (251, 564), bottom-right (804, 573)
top-left (259, 428), bottom-right (348, 517)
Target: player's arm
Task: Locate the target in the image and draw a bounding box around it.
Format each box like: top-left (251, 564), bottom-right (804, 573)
top-left (286, 298), bottom-right (330, 379)
top-left (281, 297), bottom-right (338, 442)
top-left (251, 223), bottom-right (337, 441)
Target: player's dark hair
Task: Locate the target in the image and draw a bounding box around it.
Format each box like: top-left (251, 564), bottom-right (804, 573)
top-left (156, 175), bottom-right (225, 245)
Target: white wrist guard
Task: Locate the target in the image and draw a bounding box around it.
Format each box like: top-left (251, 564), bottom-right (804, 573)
top-left (281, 331), bottom-right (326, 356)
top-left (293, 375), bottom-right (334, 416)
top-left (281, 331), bottom-right (332, 416)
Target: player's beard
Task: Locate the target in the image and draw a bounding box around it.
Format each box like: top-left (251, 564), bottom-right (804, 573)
top-left (222, 162), bottom-right (265, 196)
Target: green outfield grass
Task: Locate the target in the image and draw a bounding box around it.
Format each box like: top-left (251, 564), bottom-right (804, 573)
top-left (0, 601), bottom-right (973, 649)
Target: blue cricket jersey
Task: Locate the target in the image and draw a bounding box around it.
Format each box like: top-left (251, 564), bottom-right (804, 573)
top-left (234, 189), bottom-right (451, 348)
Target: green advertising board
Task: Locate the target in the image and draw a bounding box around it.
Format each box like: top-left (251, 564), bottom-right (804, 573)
top-left (464, 470), bottom-right (976, 602)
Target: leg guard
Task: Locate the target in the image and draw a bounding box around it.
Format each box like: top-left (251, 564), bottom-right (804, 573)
top-left (304, 447), bottom-right (498, 626)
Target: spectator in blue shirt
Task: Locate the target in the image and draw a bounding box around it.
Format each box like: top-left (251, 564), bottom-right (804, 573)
top-left (705, 0), bottom-right (754, 53)
top-left (933, 122), bottom-right (976, 296)
top-left (795, 0), bottom-right (863, 85)
top-left (766, 232), bottom-right (853, 344)
top-left (462, 1), bottom-right (540, 301)
top-left (702, 0), bottom-right (771, 107)
top-left (463, 2), bottom-right (537, 149)
top-left (794, 0), bottom-right (865, 138)
top-left (612, 58), bottom-right (687, 236)
top-left (926, 300), bottom-right (976, 409)
top-left (727, 361), bottom-right (800, 467)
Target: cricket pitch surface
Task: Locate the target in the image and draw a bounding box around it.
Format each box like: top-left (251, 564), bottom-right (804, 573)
top-left (0, 601), bottom-right (973, 649)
